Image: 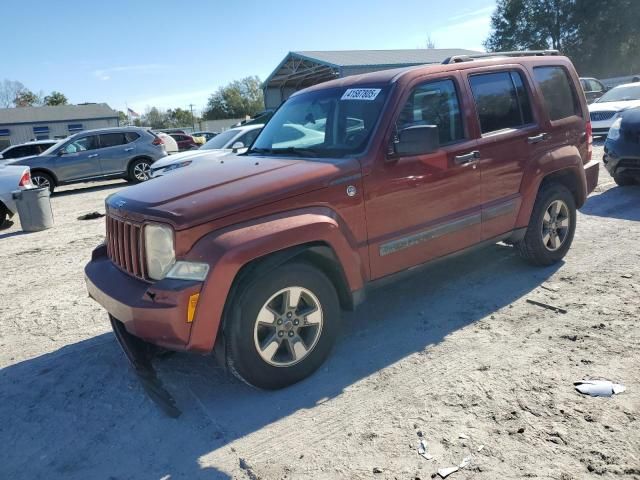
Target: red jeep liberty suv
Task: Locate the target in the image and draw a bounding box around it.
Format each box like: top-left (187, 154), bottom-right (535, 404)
top-left (86, 51), bottom-right (599, 396)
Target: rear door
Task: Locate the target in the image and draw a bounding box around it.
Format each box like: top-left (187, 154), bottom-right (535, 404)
top-left (97, 132), bottom-right (138, 175)
top-left (464, 68), bottom-right (543, 240)
top-left (365, 74), bottom-right (483, 279)
top-left (53, 134), bottom-right (101, 181)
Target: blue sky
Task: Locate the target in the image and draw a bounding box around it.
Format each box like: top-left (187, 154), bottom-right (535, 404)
top-left (2, 0), bottom-right (495, 115)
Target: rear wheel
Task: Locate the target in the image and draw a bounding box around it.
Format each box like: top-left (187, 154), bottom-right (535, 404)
top-left (31, 171), bottom-right (55, 193)
top-left (127, 158), bottom-right (152, 183)
top-left (516, 184), bottom-right (576, 266)
top-left (225, 262), bottom-right (340, 389)
top-left (613, 173), bottom-right (636, 186)
top-left (0, 203), bottom-right (8, 229)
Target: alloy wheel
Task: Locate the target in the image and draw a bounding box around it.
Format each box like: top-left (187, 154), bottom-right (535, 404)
top-left (541, 199), bottom-right (570, 251)
top-left (32, 175), bottom-right (51, 189)
top-left (253, 286), bottom-right (323, 367)
top-left (133, 162), bottom-right (151, 181)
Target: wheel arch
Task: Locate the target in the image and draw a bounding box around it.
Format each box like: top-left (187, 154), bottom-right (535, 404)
top-left (30, 168), bottom-right (58, 186)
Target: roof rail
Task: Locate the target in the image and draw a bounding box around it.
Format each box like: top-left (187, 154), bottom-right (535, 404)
top-left (442, 50), bottom-right (560, 64)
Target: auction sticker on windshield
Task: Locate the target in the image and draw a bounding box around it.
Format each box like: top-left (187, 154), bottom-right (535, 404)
top-left (341, 88), bottom-right (381, 101)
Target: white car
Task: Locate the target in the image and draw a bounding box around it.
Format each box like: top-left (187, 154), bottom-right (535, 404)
top-left (0, 164), bottom-right (33, 226)
top-left (150, 124), bottom-right (263, 177)
top-left (154, 132), bottom-right (179, 155)
top-left (0, 140), bottom-right (58, 160)
top-left (589, 83), bottom-right (640, 136)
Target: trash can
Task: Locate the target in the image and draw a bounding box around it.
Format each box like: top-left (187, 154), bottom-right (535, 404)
top-left (12, 187), bottom-right (54, 232)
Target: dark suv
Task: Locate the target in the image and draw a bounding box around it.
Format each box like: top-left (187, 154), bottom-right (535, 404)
top-left (86, 51), bottom-right (599, 401)
top-left (6, 127), bottom-right (166, 192)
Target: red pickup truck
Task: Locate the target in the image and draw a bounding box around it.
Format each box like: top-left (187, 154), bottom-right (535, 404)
top-left (86, 51), bottom-right (599, 399)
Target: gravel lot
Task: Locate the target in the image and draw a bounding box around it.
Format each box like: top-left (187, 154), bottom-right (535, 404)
top-left (1, 144), bottom-right (639, 480)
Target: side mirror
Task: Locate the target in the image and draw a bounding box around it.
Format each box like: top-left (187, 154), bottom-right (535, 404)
top-left (57, 149), bottom-right (66, 156)
top-left (393, 125), bottom-right (439, 157)
top-left (231, 141), bottom-right (244, 152)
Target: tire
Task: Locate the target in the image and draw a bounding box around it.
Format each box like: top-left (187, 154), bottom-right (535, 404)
top-left (516, 184), bottom-right (576, 266)
top-left (127, 158), bottom-right (152, 183)
top-left (31, 171), bottom-right (55, 193)
top-left (613, 173), bottom-right (636, 186)
top-left (225, 261), bottom-right (340, 389)
top-left (0, 203), bottom-right (7, 229)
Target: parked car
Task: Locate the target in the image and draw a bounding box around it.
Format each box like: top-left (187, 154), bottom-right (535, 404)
top-left (580, 77), bottom-right (607, 104)
top-left (5, 127), bottom-right (166, 192)
top-left (589, 82), bottom-right (640, 136)
top-left (85, 51), bottom-right (598, 395)
top-left (603, 107), bottom-right (640, 186)
top-left (191, 131), bottom-right (218, 142)
top-left (0, 140), bottom-right (58, 160)
top-left (154, 132), bottom-right (178, 154)
top-left (169, 133), bottom-right (199, 151)
top-left (150, 124), bottom-right (263, 177)
top-left (0, 164), bottom-right (33, 227)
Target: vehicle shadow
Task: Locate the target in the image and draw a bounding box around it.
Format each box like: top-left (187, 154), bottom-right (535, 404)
top-left (580, 183), bottom-right (640, 221)
top-left (52, 180), bottom-right (127, 198)
top-left (0, 244), bottom-right (561, 479)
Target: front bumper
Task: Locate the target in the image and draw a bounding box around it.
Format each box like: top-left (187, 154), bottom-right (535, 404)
top-left (85, 244), bottom-right (202, 351)
top-left (603, 141), bottom-right (640, 178)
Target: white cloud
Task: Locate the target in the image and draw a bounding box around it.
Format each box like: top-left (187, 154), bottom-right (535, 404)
top-left (92, 64), bottom-right (169, 81)
top-left (449, 5), bottom-right (495, 21)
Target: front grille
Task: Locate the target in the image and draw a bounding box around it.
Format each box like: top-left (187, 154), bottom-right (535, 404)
top-left (106, 215), bottom-right (145, 279)
top-left (590, 111), bottom-right (616, 122)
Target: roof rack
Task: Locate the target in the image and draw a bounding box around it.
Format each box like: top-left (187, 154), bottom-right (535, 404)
top-left (442, 50), bottom-right (560, 64)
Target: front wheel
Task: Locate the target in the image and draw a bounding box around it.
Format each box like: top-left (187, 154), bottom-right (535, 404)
top-left (127, 158), bottom-right (152, 183)
top-left (225, 262), bottom-right (340, 389)
top-left (516, 184), bottom-right (576, 266)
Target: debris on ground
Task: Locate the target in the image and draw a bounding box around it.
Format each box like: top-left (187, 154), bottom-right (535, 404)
top-left (77, 211), bottom-right (105, 220)
top-left (458, 433), bottom-right (469, 440)
top-left (526, 298), bottom-right (568, 314)
top-left (574, 380), bottom-right (626, 397)
top-left (418, 439), bottom-right (433, 460)
top-left (477, 445), bottom-right (485, 452)
top-left (621, 273), bottom-right (632, 279)
top-left (373, 466), bottom-right (383, 474)
top-left (437, 456), bottom-right (473, 478)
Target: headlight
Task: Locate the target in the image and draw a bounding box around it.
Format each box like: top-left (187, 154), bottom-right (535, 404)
top-left (607, 118), bottom-right (622, 141)
top-left (165, 160), bottom-right (192, 172)
top-left (144, 223), bottom-right (175, 280)
top-left (166, 261), bottom-right (210, 281)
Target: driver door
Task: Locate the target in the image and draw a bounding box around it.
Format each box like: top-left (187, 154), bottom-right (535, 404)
top-left (364, 75), bottom-right (483, 279)
top-left (54, 135), bottom-right (101, 181)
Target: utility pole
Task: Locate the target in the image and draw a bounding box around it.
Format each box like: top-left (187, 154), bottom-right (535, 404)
top-left (188, 104), bottom-right (196, 132)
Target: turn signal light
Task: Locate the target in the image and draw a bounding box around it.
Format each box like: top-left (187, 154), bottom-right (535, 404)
top-left (187, 293), bottom-right (200, 323)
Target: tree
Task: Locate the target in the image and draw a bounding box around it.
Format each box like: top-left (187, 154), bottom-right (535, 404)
top-left (485, 0), bottom-right (640, 77)
top-left (118, 110), bottom-right (128, 125)
top-left (203, 76), bottom-right (264, 120)
top-left (43, 91), bottom-right (68, 106)
top-left (0, 80), bottom-right (25, 108)
top-left (14, 89), bottom-right (42, 107)
top-left (167, 107), bottom-right (196, 127)
top-left (143, 107), bottom-right (169, 129)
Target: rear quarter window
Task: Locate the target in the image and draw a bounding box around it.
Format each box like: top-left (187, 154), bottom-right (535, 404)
top-left (533, 66), bottom-right (581, 121)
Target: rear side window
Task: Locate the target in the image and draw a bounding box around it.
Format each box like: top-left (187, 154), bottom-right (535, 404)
top-left (125, 132), bottom-right (140, 143)
top-left (397, 79), bottom-right (465, 145)
top-left (99, 133), bottom-right (127, 148)
top-left (469, 71), bottom-right (534, 134)
top-left (533, 66), bottom-right (581, 120)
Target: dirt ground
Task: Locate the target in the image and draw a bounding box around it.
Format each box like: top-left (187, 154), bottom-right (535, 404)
top-left (1, 143), bottom-right (639, 480)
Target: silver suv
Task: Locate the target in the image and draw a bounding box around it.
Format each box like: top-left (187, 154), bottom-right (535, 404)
top-left (6, 127), bottom-right (166, 192)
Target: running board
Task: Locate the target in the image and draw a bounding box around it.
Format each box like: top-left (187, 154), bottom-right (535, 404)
top-left (110, 316), bottom-right (181, 418)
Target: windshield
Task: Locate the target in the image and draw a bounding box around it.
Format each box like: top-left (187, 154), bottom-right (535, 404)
top-left (597, 84), bottom-right (640, 103)
top-left (201, 129), bottom-right (239, 149)
top-left (41, 138), bottom-right (68, 155)
top-left (250, 86), bottom-right (388, 158)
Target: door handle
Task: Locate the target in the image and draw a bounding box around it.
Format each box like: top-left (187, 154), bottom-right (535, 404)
top-left (88, 153), bottom-right (99, 158)
top-left (527, 133), bottom-right (550, 144)
top-left (124, 147), bottom-right (134, 152)
top-left (454, 150), bottom-right (480, 165)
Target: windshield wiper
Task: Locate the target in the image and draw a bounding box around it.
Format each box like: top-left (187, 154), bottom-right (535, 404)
top-left (249, 146), bottom-right (320, 157)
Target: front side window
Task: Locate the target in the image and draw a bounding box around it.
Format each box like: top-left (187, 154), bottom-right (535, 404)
top-left (61, 135), bottom-right (98, 154)
top-left (397, 79), bottom-right (464, 145)
top-left (470, 71), bottom-right (534, 134)
top-left (251, 86), bottom-right (388, 158)
top-left (533, 66), bottom-right (581, 120)
top-left (99, 133), bottom-right (127, 148)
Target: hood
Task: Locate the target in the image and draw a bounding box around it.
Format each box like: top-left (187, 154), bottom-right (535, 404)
top-left (589, 100), bottom-right (640, 112)
top-left (107, 154), bottom-right (360, 229)
top-left (151, 149), bottom-right (229, 169)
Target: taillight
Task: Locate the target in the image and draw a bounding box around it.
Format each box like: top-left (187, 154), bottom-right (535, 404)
top-left (152, 136), bottom-right (164, 146)
top-left (586, 121), bottom-right (593, 162)
top-left (18, 170), bottom-right (32, 187)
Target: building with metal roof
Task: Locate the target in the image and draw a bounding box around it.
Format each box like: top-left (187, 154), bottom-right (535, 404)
top-left (0, 103), bottom-right (119, 149)
top-left (263, 48), bottom-right (481, 109)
